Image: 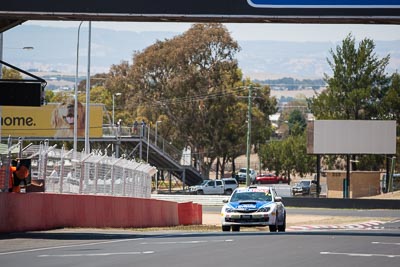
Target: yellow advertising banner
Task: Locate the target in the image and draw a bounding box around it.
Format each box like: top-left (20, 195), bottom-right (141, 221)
top-left (0, 101), bottom-right (104, 138)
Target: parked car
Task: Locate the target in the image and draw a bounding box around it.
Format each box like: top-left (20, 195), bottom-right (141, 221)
top-left (236, 168), bottom-right (257, 184)
top-left (221, 178), bottom-right (239, 194)
top-left (221, 185), bottom-right (286, 232)
top-left (255, 173), bottom-right (288, 184)
top-left (188, 178), bottom-right (238, 195)
top-left (381, 173), bottom-right (400, 193)
top-left (291, 179), bottom-right (319, 196)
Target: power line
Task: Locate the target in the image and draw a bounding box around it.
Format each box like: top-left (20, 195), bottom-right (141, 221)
top-left (150, 86), bottom-right (250, 105)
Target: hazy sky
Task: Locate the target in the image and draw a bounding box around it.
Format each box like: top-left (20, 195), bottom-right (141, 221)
top-left (26, 21), bottom-right (400, 42)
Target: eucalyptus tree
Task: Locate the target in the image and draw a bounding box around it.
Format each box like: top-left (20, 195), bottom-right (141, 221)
top-left (105, 24), bottom-right (241, 176)
top-left (104, 23), bottom-right (278, 177)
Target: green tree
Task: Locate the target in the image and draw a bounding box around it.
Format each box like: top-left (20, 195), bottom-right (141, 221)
top-left (308, 34), bottom-right (397, 172)
top-left (260, 130), bottom-right (314, 180)
top-left (106, 23), bottom-right (276, 178)
top-left (287, 109), bottom-right (307, 136)
top-left (381, 72), bottom-right (400, 122)
top-left (1, 67), bottom-right (22, 79)
top-left (309, 34), bottom-right (390, 120)
top-left (45, 90), bottom-right (55, 104)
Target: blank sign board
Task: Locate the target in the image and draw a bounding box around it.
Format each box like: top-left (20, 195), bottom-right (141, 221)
top-left (307, 120), bottom-right (396, 154)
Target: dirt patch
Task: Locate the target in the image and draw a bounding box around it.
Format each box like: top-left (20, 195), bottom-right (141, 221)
top-left (361, 190), bottom-right (400, 199)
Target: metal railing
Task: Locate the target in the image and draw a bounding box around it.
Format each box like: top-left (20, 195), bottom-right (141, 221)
top-left (102, 124), bottom-right (191, 167)
top-left (0, 139), bottom-right (157, 198)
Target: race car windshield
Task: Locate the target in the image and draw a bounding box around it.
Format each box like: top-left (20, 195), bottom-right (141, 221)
top-left (230, 192), bottom-right (272, 202)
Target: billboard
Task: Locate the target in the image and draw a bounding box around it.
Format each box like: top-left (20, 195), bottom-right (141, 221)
top-left (0, 102), bottom-right (103, 138)
top-left (307, 120), bottom-right (397, 155)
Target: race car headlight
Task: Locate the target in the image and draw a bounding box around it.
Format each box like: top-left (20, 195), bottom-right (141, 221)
top-left (257, 206), bottom-right (271, 212)
top-left (224, 207), bottom-right (234, 213)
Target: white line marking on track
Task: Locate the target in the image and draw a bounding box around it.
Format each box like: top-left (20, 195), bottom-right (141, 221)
top-left (372, 242), bottom-right (400, 245)
top-left (141, 239), bottom-right (234, 245)
top-left (38, 251), bottom-right (154, 258)
top-left (0, 238), bottom-right (144, 256)
top-left (320, 252), bottom-right (400, 258)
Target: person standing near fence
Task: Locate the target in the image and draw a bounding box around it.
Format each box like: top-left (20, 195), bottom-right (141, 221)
top-left (117, 119), bottom-right (122, 136)
top-left (132, 120), bottom-right (138, 135)
top-left (141, 119), bottom-right (146, 137)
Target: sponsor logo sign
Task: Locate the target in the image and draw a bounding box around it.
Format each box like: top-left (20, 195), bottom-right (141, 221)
top-left (0, 103), bottom-right (103, 138)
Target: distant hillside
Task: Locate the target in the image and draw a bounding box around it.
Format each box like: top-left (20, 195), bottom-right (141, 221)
top-left (3, 25), bottom-right (400, 80)
top-left (255, 77), bottom-right (326, 90)
top-left (237, 39), bottom-right (400, 79)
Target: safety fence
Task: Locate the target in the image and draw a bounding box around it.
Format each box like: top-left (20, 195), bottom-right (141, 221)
top-left (0, 139), bottom-right (157, 198)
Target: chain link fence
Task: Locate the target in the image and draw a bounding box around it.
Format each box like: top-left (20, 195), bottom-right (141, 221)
top-left (0, 139), bottom-right (157, 198)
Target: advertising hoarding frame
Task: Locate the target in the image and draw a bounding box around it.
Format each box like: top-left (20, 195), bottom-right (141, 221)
top-left (307, 120), bottom-right (397, 155)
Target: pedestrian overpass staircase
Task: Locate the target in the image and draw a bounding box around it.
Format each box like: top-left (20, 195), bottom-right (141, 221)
top-left (8, 126), bottom-right (205, 186)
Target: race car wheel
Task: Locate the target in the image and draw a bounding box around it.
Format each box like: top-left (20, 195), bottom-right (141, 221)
top-left (232, 225), bottom-right (240, 232)
top-left (269, 224), bottom-right (277, 232)
top-left (222, 225), bottom-right (231, 232)
top-left (269, 216), bottom-right (278, 232)
top-left (278, 214), bottom-right (286, 232)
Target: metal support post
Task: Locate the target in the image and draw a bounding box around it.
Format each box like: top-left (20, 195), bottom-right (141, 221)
top-left (316, 154), bottom-right (321, 198)
top-left (246, 84), bottom-right (253, 186)
top-left (346, 154), bottom-right (351, 198)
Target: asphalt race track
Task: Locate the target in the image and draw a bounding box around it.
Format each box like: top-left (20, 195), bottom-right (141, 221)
top-left (1, 218), bottom-right (399, 267)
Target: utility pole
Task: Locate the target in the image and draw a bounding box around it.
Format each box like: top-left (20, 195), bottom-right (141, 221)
top-left (246, 84), bottom-right (253, 186)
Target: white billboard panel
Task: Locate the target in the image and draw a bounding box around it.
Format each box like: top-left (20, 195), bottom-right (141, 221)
top-left (307, 120), bottom-right (396, 154)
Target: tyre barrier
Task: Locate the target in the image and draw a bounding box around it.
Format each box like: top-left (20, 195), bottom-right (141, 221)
top-left (0, 193), bottom-right (202, 233)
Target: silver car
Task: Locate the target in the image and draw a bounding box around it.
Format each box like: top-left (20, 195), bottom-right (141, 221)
top-left (221, 185), bottom-right (286, 232)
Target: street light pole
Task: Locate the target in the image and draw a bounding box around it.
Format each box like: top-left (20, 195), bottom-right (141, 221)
top-left (74, 21), bottom-right (83, 155)
top-left (155, 120), bottom-right (162, 146)
top-left (84, 21), bottom-right (92, 154)
top-left (112, 92), bottom-right (122, 126)
top-left (246, 84), bottom-right (253, 186)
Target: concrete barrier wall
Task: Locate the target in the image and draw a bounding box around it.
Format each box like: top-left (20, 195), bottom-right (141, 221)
top-left (0, 193), bottom-right (202, 233)
top-left (151, 194), bottom-right (400, 209)
top-left (282, 197), bottom-right (400, 209)
top-left (178, 202), bottom-right (203, 225)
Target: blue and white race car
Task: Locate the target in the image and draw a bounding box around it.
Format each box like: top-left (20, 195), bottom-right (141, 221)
top-left (221, 186), bottom-right (286, 232)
